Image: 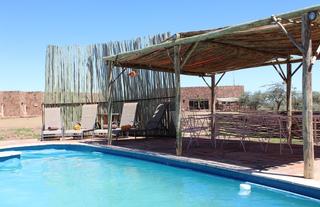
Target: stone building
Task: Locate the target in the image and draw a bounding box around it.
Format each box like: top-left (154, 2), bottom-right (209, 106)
top-left (0, 91), bottom-right (44, 118)
top-left (181, 86), bottom-right (244, 112)
top-left (0, 87), bottom-right (243, 118)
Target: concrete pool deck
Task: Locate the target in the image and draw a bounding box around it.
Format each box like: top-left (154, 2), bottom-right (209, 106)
top-left (0, 137), bottom-right (319, 191)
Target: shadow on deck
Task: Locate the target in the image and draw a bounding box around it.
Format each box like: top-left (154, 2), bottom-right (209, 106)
top-left (83, 137), bottom-right (320, 172)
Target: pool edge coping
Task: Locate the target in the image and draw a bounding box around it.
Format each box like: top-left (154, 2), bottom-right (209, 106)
top-left (0, 142), bottom-right (319, 200)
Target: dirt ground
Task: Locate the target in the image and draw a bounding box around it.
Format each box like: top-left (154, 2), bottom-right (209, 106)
top-left (0, 116), bottom-right (41, 140)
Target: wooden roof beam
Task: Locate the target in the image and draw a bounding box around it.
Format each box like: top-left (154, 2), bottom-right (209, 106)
top-left (275, 58), bottom-right (287, 78)
top-left (311, 43), bottom-right (320, 65)
top-left (201, 72), bottom-right (226, 89)
top-left (292, 62), bottom-right (303, 76)
top-left (209, 57), bottom-right (303, 74)
top-left (211, 40), bottom-right (288, 58)
top-left (201, 76), bottom-right (211, 89)
top-left (272, 64), bottom-right (287, 81)
top-left (215, 72), bottom-right (226, 86)
top-left (115, 62), bottom-right (206, 76)
top-left (181, 42), bottom-right (199, 68)
top-left (264, 57), bottom-right (303, 65)
top-left (272, 15), bottom-right (305, 53)
top-left (166, 49), bottom-right (174, 64)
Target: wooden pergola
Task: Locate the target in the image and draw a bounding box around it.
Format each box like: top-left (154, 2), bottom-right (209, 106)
top-left (104, 5), bottom-right (320, 179)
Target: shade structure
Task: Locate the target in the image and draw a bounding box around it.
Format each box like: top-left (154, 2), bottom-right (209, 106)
top-left (104, 5), bottom-right (320, 179)
top-left (104, 5), bottom-right (320, 75)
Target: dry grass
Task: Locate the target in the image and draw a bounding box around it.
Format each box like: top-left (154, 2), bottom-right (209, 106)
top-left (0, 116), bottom-right (41, 140)
top-left (0, 128), bottom-right (40, 140)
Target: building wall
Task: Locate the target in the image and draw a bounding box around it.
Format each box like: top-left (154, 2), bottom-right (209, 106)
top-left (0, 87), bottom-right (242, 117)
top-left (181, 86), bottom-right (244, 111)
top-left (0, 91), bottom-right (43, 118)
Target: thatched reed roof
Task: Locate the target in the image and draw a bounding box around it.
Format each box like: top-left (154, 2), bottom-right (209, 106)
top-left (104, 5), bottom-right (320, 76)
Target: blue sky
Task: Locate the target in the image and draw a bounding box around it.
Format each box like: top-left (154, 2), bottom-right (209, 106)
top-left (0, 0), bottom-right (319, 92)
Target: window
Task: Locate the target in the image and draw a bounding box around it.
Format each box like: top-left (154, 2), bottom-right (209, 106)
top-left (200, 100), bottom-right (209, 109)
top-left (189, 99), bottom-right (209, 110)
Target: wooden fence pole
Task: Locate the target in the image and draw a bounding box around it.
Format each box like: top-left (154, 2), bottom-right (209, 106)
top-left (301, 13), bottom-right (314, 179)
top-left (41, 103), bottom-right (45, 141)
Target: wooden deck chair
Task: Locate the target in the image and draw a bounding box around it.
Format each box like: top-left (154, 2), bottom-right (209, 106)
top-left (94, 102), bottom-right (138, 138)
top-left (65, 104), bottom-right (98, 139)
top-left (41, 107), bottom-right (64, 140)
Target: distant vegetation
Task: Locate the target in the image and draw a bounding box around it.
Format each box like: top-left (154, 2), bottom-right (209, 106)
top-left (239, 82), bottom-right (320, 112)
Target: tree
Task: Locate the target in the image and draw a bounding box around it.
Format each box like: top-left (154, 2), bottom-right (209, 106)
top-left (248, 91), bottom-right (265, 110)
top-left (239, 85), bottom-right (320, 112)
top-left (313, 91), bottom-right (320, 111)
top-left (264, 83), bottom-right (285, 113)
top-left (239, 92), bottom-right (250, 108)
top-left (292, 88), bottom-right (302, 111)
top-left (239, 91), bottom-right (265, 110)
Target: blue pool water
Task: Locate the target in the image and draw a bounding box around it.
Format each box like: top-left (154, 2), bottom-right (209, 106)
top-left (0, 148), bottom-right (319, 207)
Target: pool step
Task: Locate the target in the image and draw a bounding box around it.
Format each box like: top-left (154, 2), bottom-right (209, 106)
top-left (0, 151), bottom-right (21, 161)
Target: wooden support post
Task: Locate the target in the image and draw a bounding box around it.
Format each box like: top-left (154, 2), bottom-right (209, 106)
top-left (107, 61), bottom-right (114, 145)
top-left (286, 63), bottom-right (292, 145)
top-left (174, 45), bottom-right (182, 156)
top-left (301, 14), bottom-right (314, 179)
top-left (211, 74), bottom-right (216, 148)
top-left (41, 103), bottom-right (45, 141)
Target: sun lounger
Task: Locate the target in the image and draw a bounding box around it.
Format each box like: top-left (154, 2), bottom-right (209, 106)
top-left (94, 102), bottom-right (138, 138)
top-left (112, 102), bottom-right (138, 137)
top-left (41, 107), bottom-right (64, 140)
top-left (145, 103), bottom-right (168, 137)
top-left (65, 104), bottom-right (98, 139)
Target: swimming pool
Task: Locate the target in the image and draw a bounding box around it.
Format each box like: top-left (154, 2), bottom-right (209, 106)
top-left (0, 144), bottom-right (319, 207)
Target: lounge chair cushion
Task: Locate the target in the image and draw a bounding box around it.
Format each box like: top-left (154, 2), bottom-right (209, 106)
top-left (48, 127), bottom-right (59, 131)
top-left (65, 129), bottom-right (86, 134)
top-left (42, 129), bottom-right (63, 135)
